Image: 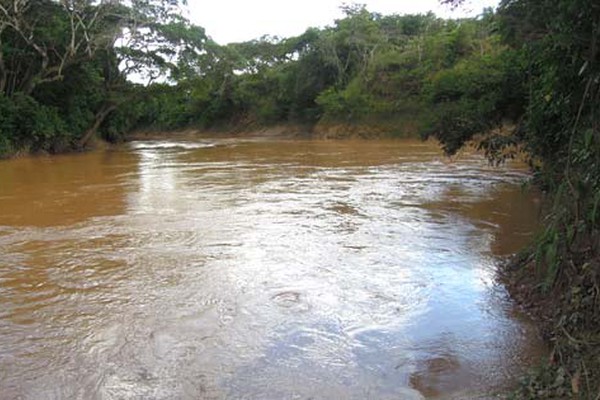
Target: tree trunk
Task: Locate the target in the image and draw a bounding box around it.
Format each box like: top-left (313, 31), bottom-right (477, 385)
top-left (77, 104), bottom-right (117, 148)
top-left (0, 39), bottom-right (6, 94)
top-left (0, 64), bottom-right (6, 95)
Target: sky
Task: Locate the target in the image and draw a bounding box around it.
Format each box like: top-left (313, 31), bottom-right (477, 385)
top-left (186, 0), bottom-right (499, 45)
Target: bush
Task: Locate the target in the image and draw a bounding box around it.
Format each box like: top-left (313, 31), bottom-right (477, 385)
top-left (0, 94), bottom-right (69, 155)
top-left (422, 52), bottom-right (517, 154)
top-left (316, 79), bottom-right (375, 121)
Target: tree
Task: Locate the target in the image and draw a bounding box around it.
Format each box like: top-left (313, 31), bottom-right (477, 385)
top-left (0, 0), bottom-right (208, 152)
top-left (430, 3), bottom-right (600, 396)
top-left (0, 0), bottom-right (111, 96)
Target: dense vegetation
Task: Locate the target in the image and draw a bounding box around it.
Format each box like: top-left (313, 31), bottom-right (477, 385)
top-left (0, 0), bottom-right (206, 156)
top-left (441, 1), bottom-right (600, 398)
top-left (128, 5), bottom-right (507, 137)
top-left (1, 0), bottom-right (599, 397)
top-left (1, 0), bottom-right (510, 154)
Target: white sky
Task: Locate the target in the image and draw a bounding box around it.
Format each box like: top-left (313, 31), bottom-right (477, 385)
top-left (186, 0), bottom-right (499, 44)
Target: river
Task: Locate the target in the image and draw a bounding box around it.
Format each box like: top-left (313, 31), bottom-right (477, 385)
top-left (0, 138), bottom-right (545, 399)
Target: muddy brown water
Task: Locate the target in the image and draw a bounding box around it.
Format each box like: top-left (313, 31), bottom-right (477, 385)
top-left (0, 138), bottom-right (546, 399)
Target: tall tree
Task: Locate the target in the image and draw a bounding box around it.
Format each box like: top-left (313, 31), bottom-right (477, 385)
top-left (0, 0), bottom-right (208, 152)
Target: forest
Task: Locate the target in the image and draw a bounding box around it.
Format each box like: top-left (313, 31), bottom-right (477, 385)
top-left (1, 0), bottom-right (599, 397)
top-left (1, 0), bottom-right (515, 153)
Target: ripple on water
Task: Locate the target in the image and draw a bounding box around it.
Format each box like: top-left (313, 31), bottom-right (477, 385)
top-left (0, 138), bottom-right (546, 399)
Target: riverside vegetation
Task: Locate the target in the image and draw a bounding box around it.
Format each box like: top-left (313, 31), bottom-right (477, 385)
top-left (1, 0), bottom-right (599, 397)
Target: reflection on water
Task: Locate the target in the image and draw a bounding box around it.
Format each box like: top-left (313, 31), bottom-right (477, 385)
top-left (0, 138), bottom-right (545, 399)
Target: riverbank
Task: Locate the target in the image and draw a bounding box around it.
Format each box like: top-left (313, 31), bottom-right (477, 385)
top-left (501, 245), bottom-right (600, 398)
top-left (126, 124), bottom-right (311, 141)
top-left (0, 115), bottom-right (424, 160)
top-left (126, 116), bottom-right (422, 142)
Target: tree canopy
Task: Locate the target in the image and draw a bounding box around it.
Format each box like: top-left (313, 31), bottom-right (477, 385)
top-left (0, 0), bottom-right (206, 154)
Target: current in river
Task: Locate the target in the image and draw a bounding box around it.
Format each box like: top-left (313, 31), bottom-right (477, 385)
top-left (0, 138), bottom-right (545, 399)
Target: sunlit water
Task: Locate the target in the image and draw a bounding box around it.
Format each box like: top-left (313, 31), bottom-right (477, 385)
top-left (0, 138), bottom-right (545, 399)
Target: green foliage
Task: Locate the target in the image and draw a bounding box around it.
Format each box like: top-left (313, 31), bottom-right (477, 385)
top-left (316, 79), bottom-right (375, 121)
top-left (420, 3), bottom-right (600, 329)
top-left (0, 93), bottom-right (69, 154)
top-left (503, 0), bottom-right (600, 288)
top-left (0, 0), bottom-right (206, 154)
top-left (128, 7), bottom-right (503, 134)
top-left (423, 52), bottom-right (515, 153)
top-left (437, 1), bottom-right (600, 395)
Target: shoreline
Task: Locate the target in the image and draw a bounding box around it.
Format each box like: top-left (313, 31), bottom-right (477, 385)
top-left (499, 247), bottom-right (600, 398)
top-left (125, 119), bottom-right (422, 142)
top-left (4, 129), bottom-right (585, 397)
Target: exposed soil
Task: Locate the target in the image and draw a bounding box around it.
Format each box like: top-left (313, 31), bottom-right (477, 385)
top-left (126, 119), bottom-right (421, 141)
top-left (500, 245), bottom-right (600, 399)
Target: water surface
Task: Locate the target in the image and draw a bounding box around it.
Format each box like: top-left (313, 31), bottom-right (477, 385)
top-left (0, 138), bottom-right (544, 399)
